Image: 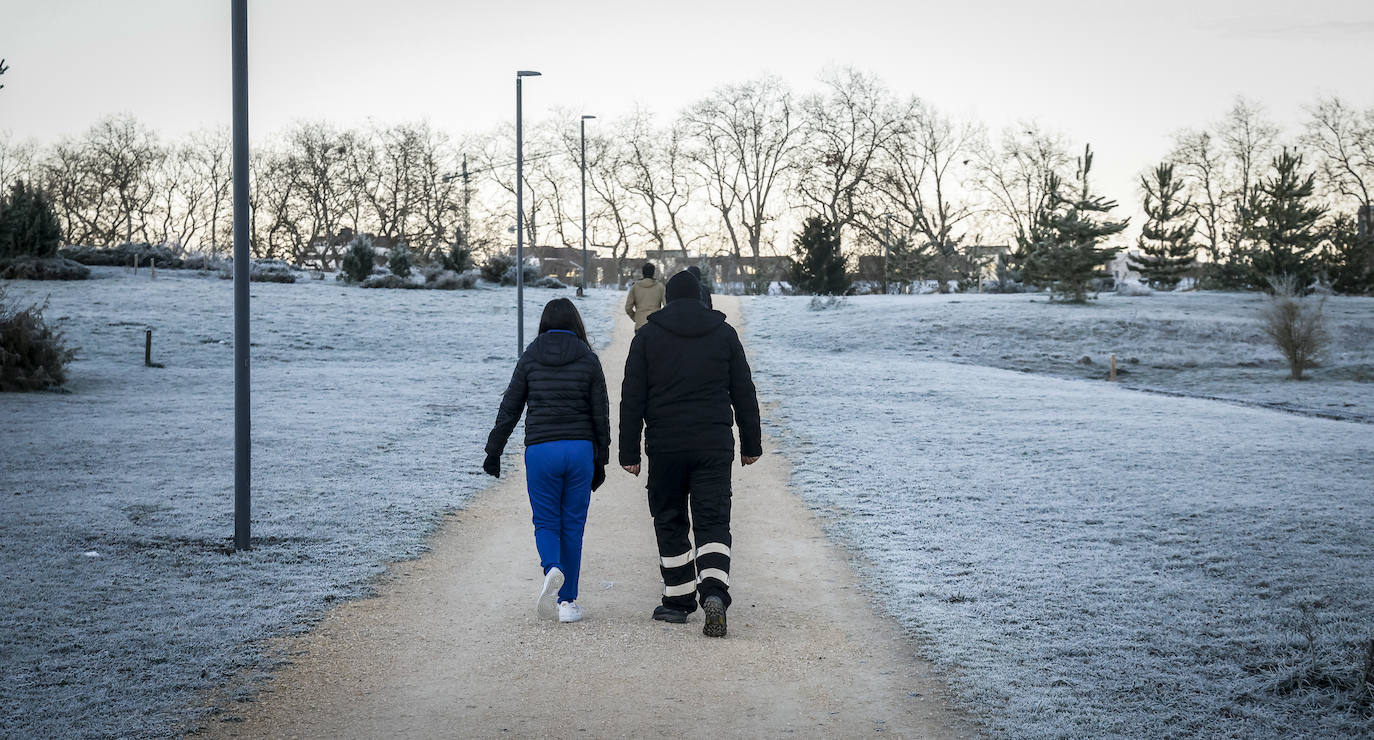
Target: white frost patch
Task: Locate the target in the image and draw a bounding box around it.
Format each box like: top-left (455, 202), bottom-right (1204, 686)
top-left (742, 292), bottom-right (1374, 739)
top-left (0, 267), bottom-right (618, 738)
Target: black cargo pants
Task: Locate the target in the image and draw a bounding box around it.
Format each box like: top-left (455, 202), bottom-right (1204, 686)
top-left (646, 450), bottom-right (733, 613)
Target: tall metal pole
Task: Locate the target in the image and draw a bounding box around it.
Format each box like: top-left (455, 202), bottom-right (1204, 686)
top-left (515, 77), bottom-right (525, 357)
top-left (515, 71), bottom-right (540, 356)
top-left (580, 115), bottom-right (595, 293)
top-left (231, 0), bottom-right (251, 551)
top-left (883, 213), bottom-right (891, 296)
top-left (461, 153), bottom-right (470, 243)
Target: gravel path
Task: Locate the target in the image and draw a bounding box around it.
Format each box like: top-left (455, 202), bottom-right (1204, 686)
top-left (199, 296), bottom-right (977, 738)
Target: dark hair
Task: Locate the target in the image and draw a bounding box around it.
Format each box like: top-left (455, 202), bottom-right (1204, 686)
top-left (538, 297), bottom-right (588, 344)
top-left (642, 262), bottom-right (656, 278)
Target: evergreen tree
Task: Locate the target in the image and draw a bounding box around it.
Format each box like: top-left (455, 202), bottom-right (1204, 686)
top-left (341, 235), bottom-right (376, 283)
top-left (1321, 215), bottom-right (1374, 295)
top-left (1129, 163), bottom-right (1197, 290)
top-left (387, 243), bottom-right (412, 278)
top-left (790, 216), bottom-right (850, 295)
top-left (1025, 146), bottom-right (1128, 302)
top-left (441, 228), bottom-right (472, 273)
top-left (0, 181), bottom-right (63, 259)
top-left (1246, 148), bottom-right (1326, 290)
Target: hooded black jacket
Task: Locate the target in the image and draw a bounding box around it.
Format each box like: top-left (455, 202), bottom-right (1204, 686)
top-left (619, 298), bottom-right (762, 466)
top-left (486, 331), bottom-right (611, 465)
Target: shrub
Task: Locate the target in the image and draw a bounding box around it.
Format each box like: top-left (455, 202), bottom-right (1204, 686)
top-left (424, 267), bottom-right (479, 290)
top-left (341, 236), bottom-right (376, 284)
top-left (251, 261), bottom-right (297, 283)
top-left (0, 286), bottom-right (77, 392)
top-left (360, 274), bottom-right (423, 289)
top-left (58, 242), bottom-right (182, 268)
top-left (1261, 275), bottom-right (1330, 380)
top-left (387, 244), bottom-right (412, 278)
top-left (481, 254), bottom-right (513, 283)
top-left (440, 241), bottom-right (472, 273)
top-left (1116, 279), bottom-right (1153, 297)
top-left (531, 276), bottom-right (566, 289)
top-left (0, 256), bottom-right (90, 280)
top-left (0, 181), bottom-right (62, 259)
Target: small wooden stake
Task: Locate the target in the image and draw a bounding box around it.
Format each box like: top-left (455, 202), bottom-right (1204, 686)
top-left (1110, 354), bottom-right (1117, 382)
top-left (150, 259), bottom-right (156, 280)
top-left (145, 329), bottom-right (152, 367)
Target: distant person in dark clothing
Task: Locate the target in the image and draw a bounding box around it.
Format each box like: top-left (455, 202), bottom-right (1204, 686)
top-left (686, 265), bottom-right (713, 309)
top-left (619, 270), bottom-right (761, 637)
top-left (624, 262), bottom-right (665, 330)
top-left (485, 298), bottom-right (611, 624)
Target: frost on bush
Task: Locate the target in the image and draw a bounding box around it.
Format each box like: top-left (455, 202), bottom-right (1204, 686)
top-left (1116, 279), bottom-right (1154, 297)
top-left (480, 254), bottom-right (512, 283)
top-left (341, 236), bottom-right (377, 284)
top-left (531, 276), bottom-right (566, 289)
top-left (807, 295), bottom-right (847, 311)
top-left (423, 267), bottom-right (478, 290)
top-left (0, 255), bottom-right (90, 280)
top-left (0, 286), bottom-right (77, 392)
top-left (1261, 275), bottom-right (1330, 380)
top-left (59, 242), bottom-right (182, 268)
top-left (360, 274), bottom-right (422, 289)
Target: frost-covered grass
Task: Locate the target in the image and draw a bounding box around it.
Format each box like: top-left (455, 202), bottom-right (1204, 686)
top-left (794, 290), bottom-right (1374, 422)
top-left (743, 292), bottom-right (1374, 739)
top-left (0, 268), bottom-right (617, 739)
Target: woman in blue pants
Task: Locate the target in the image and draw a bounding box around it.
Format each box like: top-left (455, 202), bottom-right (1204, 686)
top-left (484, 298), bottom-right (610, 623)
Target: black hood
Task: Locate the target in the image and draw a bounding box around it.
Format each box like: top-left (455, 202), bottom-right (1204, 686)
top-left (646, 299), bottom-right (726, 338)
top-left (527, 330), bottom-right (591, 367)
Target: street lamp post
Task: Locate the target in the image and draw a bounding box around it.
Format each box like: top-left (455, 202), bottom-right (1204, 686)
top-left (580, 114), bottom-right (596, 296)
top-left (515, 70), bottom-right (540, 357)
top-left (231, 0), bottom-right (251, 551)
top-left (883, 213), bottom-right (892, 296)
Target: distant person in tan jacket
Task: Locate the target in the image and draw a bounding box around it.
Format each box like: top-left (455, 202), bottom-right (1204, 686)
top-left (624, 263), bottom-right (665, 330)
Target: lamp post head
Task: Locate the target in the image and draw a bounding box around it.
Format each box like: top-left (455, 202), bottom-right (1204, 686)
top-left (517, 70), bottom-right (542, 77)
top-left (582, 115), bottom-right (597, 120)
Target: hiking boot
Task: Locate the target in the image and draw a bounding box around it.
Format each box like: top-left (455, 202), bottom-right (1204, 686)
top-left (652, 605), bottom-right (689, 624)
top-left (536, 567), bottom-right (564, 621)
top-left (558, 601), bottom-right (584, 623)
top-left (702, 595), bottom-right (726, 637)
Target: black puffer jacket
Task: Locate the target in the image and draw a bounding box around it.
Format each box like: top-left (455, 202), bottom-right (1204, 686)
top-left (619, 299), bottom-right (761, 466)
top-left (486, 331), bottom-right (610, 465)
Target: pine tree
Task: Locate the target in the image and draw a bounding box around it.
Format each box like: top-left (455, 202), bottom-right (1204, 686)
top-left (1322, 215), bottom-right (1374, 295)
top-left (1129, 163), bottom-right (1197, 290)
top-left (1025, 146), bottom-right (1128, 302)
top-left (0, 181), bottom-right (63, 260)
top-left (790, 216), bottom-right (850, 295)
top-left (1246, 148), bottom-right (1327, 290)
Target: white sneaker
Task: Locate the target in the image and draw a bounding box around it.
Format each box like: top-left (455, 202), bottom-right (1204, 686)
top-left (558, 601), bottom-right (584, 623)
top-left (536, 567), bottom-right (564, 621)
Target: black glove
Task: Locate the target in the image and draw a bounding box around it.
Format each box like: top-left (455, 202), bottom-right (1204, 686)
top-left (483, 453), bottom-right (500, 478)
top-left (591, 464), bottom-right (606, 492)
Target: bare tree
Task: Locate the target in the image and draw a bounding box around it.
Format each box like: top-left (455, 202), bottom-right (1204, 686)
top-left (973, 123), bottom-right (1071, 251)
top-left (682, 77), bottom-right (803, 270)
top-left (621, 108), bottom-right (700, 254)
top-left (0, 131), bottom-right (37, 187)
top-left (869, 97), bottom-right (983, 291)
top-left (1170, 129), bottom-right (1227, 263)
top-left (85, 115), bottom-right (164, 245)
top-left (1218, 97), bottom-right (1279, 253)
top-left (283, 122), bottom-right (357, 260)
top-left (1302, 96), bottom-right (1374, 212)
top-left (184, 128), bottom-right (232, 256)
top-left (583, 129), bottom-right (636, 285)
top-left (797, 68), bottom-right (897, 237)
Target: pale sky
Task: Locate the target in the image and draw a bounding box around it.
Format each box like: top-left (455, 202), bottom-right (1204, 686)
top-left (2, 0), bottom-right (1372, 234)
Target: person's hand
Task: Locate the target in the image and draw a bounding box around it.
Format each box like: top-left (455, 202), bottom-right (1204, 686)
top-left (622, 463), bottom-right (641, 476)
top-left (591, 465), bottom-right (606, 492)
top-left (741, 455), bottom-right (760, 466)
top-left (483, 454), bottom-right (501, 478)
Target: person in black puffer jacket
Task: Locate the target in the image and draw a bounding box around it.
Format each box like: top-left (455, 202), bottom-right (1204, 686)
top-left (620, 270), bottom-right (761, 637)
top-left (485, 298), bottom-right (610, 624)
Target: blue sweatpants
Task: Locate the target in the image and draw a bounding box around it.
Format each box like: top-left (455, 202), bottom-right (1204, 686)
top-left (524, 439), bottom-right (593, 603)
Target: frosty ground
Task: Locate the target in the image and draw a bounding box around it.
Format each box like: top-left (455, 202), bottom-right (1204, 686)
top-left (0, 268), bottom-right (617, 738)
top-left (742, 291), bottom-right (1374, 738)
